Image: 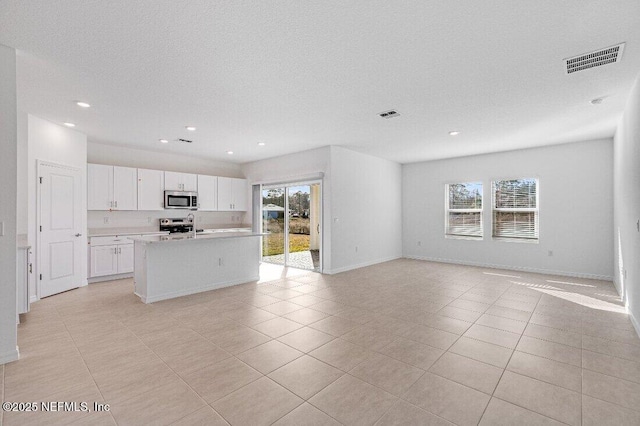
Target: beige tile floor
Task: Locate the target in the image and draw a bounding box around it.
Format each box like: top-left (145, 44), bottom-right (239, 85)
top-left (2, 259), bottom-right (640, 425)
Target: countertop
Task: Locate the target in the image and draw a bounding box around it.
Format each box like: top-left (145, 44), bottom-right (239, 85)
top-left (130, 231), bottom-right (263, 244)
top-left (88, 228), bottom-right (170, 237)
top-left (17, 234), bottom-right (30, 249)
top-left (88, 227), bottom-right (252, 237)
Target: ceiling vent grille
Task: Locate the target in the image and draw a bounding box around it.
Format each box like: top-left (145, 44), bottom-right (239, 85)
top-left (564, 43), bottom-right (625, 74)
top-left (379, 110), bottom-right (400, 119)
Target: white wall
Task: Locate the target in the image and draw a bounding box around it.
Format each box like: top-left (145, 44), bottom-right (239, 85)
top-left (87, 142), bottom-right (247, 228)
top-left (0, 44), bottom-right (18, 364)
top-left (403, 139), bottom-right (613, 279)
top-left (16, 110), bottom-right (27, 234)
top-left (614, 74), bottom-right (640, 333)
top-left (242, 147), bottom-right (333, 270)
top-left (88, 142), bottom-right (243, 177)
top-left (242, 146), bottom-right (403, 274)
top-left (329, 146), bottom-right (403, 273)
top-left (28, 115), bottom-right (88, 301)
top-left (88, 210), bottom-right (244, 230)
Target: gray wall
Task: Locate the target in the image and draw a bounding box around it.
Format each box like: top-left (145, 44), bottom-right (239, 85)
top-left (614, 74), bottom-right (640, 333)
top-left (0, 44), bottom-right (18, 364)
top-left (403, 139), bottom-right (614, 279)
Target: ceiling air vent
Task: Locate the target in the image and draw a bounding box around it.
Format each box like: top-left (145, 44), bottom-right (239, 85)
top-left (379, 110), bottom-right (400, 119)
top-left (177, 138), bottom-right (193, 143)
top-left (564, 43), bottom-right (625, 74)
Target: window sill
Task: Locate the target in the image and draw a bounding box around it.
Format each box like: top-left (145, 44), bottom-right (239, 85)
top-left (445, 235), bottom-right (483, 241)
top-left (492, 237), bottom-right (539, 244)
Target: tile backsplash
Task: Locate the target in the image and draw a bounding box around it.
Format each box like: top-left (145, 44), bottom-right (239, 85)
top-left (88, 210), bottom-right (248, 229)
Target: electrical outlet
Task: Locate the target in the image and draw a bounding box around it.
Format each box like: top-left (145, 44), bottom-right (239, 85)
top-left (548, 250), bottom-right (553, 256)
top-left (103, 217), bottom-right (109, 224)
top-left (147, 217), bottom-right (152, 223)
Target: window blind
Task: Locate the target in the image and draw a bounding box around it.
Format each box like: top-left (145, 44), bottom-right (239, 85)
top-left (492, 179), bottom-right (538, 240)
top-left (446, 183), bottom-right (483, 238)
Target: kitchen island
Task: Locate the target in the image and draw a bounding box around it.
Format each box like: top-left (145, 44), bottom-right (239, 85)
top-left (131, 232), bottom-right (262, 303)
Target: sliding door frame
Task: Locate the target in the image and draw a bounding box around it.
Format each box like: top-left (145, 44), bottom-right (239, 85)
top-left (258, 179), bottom-right (323, 273)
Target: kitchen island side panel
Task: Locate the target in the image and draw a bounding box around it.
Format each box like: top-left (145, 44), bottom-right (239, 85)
top-left (135, 236), bottom-right (260, 303)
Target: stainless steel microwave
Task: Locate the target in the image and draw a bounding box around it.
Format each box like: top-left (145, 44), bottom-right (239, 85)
top-left (164, 191), bottom-right (198, 210)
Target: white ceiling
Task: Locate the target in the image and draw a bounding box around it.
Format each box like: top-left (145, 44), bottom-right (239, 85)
top-left (1, 1), bottom-right (639, 164)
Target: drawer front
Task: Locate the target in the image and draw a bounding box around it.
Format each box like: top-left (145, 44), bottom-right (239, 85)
top-left (90, 235), bottom-right (134, 246)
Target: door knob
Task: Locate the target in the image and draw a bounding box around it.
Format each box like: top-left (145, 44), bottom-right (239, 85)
top-left (75, 233), bottom-right (82, 237)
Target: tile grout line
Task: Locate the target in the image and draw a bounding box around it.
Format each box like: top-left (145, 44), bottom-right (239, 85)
top-left (118, 305), bottom-right (225, 424)
top-left (56, 304), bottom-right (119, 426)
top-left (475, 280), bottom-right (545, 424)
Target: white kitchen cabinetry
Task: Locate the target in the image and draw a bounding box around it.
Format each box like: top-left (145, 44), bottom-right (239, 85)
top-left (87, 164), bottom-right (112, 210)
top-left (138, 168), bottom-right (165, 211)
top-left (165, 171), bottom-right (197, 192)
top-left (218, 177), bottom-right (248, 211)
top-left (17, 246), bottom-right (31, 322)
top-left (197, 175), bottom-right (218, 211)
top-left (90, 245), bottom-right (119, 277)
top-left (232, 178), bottom-right (248, 211)
top-left (89, 236), bottom-right (135, 278)
top-left (88, 164), bottom-right (138, 210)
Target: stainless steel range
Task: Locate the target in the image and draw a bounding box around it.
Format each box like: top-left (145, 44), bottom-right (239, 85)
top-left (159, 217), bottom-right (195, 234)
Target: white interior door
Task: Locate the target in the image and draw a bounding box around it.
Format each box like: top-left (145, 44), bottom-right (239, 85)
top-left (39, 162), bottom-right (83, 297)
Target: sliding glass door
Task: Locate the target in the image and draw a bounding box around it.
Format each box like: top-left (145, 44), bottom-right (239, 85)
top-left (261, 182), bottom-right (321, 271)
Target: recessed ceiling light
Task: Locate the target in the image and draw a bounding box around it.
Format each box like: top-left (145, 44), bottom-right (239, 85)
top-left (63, 122), bottom-right (76, 127)
top-left (449, 131), bottom-right (460, 136)
top-left (185, 126), bottom-right (196, 131)
top-left (76, 101), bottom-right (91, 108)
top-left (226, 151), bottom-right (234, 155)
top-left (257, 142), bottom-right (266, 146)
top-left (159, 139), bottom-right (169, 144)
top-left (590, 97), bottom-right (604, 105)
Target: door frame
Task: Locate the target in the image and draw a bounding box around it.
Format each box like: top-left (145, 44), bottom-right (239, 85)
top-left (259, 179), bottom-right (323, 273)
top-left (36, 160), bottom-right (84, 299)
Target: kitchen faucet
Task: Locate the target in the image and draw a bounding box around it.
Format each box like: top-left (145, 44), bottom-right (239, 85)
top-left (187, 213), bottom-right (196, 237)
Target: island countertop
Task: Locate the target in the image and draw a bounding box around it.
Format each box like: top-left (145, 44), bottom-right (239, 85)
top-left (130, 231), bottom-right (263, 244)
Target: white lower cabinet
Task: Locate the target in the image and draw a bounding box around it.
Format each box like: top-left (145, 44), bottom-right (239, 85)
top-left (17, 247), bottom-right (31, 323)
top-left (90, 245), bottom-right (119, 277)
top-left (89, 236), bottom-right (136, 278)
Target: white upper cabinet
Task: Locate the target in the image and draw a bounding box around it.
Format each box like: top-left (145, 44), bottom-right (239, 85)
top-left (232, 178), bottom-right (248, 211)
top-left (113, 166), bottom-right (138, 210)
top-left (137, 168), bottom-right (165, 211)
top-left (218, 177), bottom-right (248, 211)
top-left (165, 171), bottom-right (198, 192)
top-left (88, 164), bottom-right (113, 210)
top-left (197, 175), bottom-right (218, 211)
top-left (88, 164), bottom-right (137, 210)
top-left (217, 177), bottom-right (233, 211)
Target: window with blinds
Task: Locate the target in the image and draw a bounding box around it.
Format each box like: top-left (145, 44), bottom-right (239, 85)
top-left (492, 178), bottom-right (539, 241)
top-left (446, 182), bottom-right (483, 239)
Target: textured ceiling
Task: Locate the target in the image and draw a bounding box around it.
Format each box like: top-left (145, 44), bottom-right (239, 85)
top-left (1, 1), bottom-right (639, 164)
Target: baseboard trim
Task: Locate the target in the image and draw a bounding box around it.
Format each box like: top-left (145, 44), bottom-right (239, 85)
top-left (403, 255), bottom-right (613, 281)
top-left (324, 255), bottom-right (402, 275)
top-left (88, 273), bottom-right (134, 284)
top-left (629, 309), bottom-right (640, 340)
top-left (140, 276), bottom-right (260, 304)
top-left (0, 347), bottom-right (20, 365)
